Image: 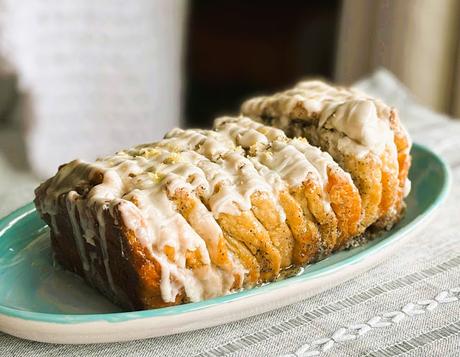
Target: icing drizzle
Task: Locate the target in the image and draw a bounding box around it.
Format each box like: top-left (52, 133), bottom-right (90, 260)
top-left (241, 80), bottom-right (395, 156)
top-left (36, 112), bottom-right (390, 305)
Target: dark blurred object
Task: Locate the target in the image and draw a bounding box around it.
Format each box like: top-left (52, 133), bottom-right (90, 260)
top-left (0, 58), bottom-right (18, 126)
top-left (185, 0), bottom-right (340, 127)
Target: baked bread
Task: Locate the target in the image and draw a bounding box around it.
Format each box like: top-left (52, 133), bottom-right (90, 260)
top-left (34, 82), bottom-right (411, 311)
top-left (213, 116), bottom-right (361, 251)
top-left (241, 80), bottom-right (412, 231)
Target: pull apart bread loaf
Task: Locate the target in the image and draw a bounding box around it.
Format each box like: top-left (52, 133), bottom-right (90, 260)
top-left (34, 81), bottom-right (411, 311)
top-left (241, 80), bottom-right (412, 232)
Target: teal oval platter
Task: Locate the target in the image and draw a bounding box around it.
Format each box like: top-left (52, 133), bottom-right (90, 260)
top-left (0, 143), bottom-right (451, 344)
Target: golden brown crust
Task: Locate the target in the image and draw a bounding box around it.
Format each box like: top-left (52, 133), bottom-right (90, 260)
top-left (302, 179), bottom-right (338, 254)
top-left (325, 167), bottom-right (361, 249)
top-left (375, 147), bottom-right (400, 228)
top-left (117, 210), bottom-right (181, 309)
top-left (250, 191), bottom-right (295, 268)
top-left (224, 233), bottom-right (260, 285)
top-left (217, 210), bottom-right (281, 282)
top-left (389, 109), bottom-right (412, 212)
top-left (341, 154), bottom-right (382, 232)
top-left (283, 188), bottom-right (321, 264)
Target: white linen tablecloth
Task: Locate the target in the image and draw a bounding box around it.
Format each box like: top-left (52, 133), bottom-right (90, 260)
top-left (0, 69), bottom-right (459, 356)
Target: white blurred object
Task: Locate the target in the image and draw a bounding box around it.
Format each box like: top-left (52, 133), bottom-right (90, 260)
top-left (0, 0), bottom-right (187, 178)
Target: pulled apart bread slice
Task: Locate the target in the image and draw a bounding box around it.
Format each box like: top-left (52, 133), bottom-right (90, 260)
top-left (161, 130), bottom-right (290, 279)
top-left (241, 80), bottom-right (412, 231)
top-left (35, 147), bottom-right (247, 309)
top-left (213, 116), bottom-right (361, 252)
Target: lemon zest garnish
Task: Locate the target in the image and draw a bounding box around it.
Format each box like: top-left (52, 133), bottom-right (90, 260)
top-left (163, 152), bottom-right (181, 165)
top-left (147, 171), bottom-right (164, 183)
top-left (138, 148), bottom-right (160, 158)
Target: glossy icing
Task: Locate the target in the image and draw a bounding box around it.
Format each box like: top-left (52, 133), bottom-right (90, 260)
top-left (214, 116), bottom-right (352, 190)
top-left (241, 80), bottom-right (395, 156)
top-left (241, 80), bottom-right (412, 200)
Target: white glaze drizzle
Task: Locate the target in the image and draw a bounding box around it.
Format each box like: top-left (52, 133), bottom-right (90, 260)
top-left (241, 81), bottom-right (413, 197)
top-left (103, 150), bottom-right (245, 302)
top-left (65, 191), bottom-right (90, 274)
top-left (95, 203), bottom-right (116, 293)
top-left (214, 116), bottom-right (347, 189)
top-left (241, 80), bottom-right (395, 156)
top-left (39, 146), bottom-right (243, 303)
top-left (163, 128), bottom-right (285, 219)
top-left (213, 116), bottom-right (343, 214)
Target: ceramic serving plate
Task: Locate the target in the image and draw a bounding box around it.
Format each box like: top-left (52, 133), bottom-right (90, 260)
top-left (0, 143), bottom-right (451, 344)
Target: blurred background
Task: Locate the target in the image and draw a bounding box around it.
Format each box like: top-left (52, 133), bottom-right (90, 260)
top-left (0, 0), bottom-right (459, 183)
